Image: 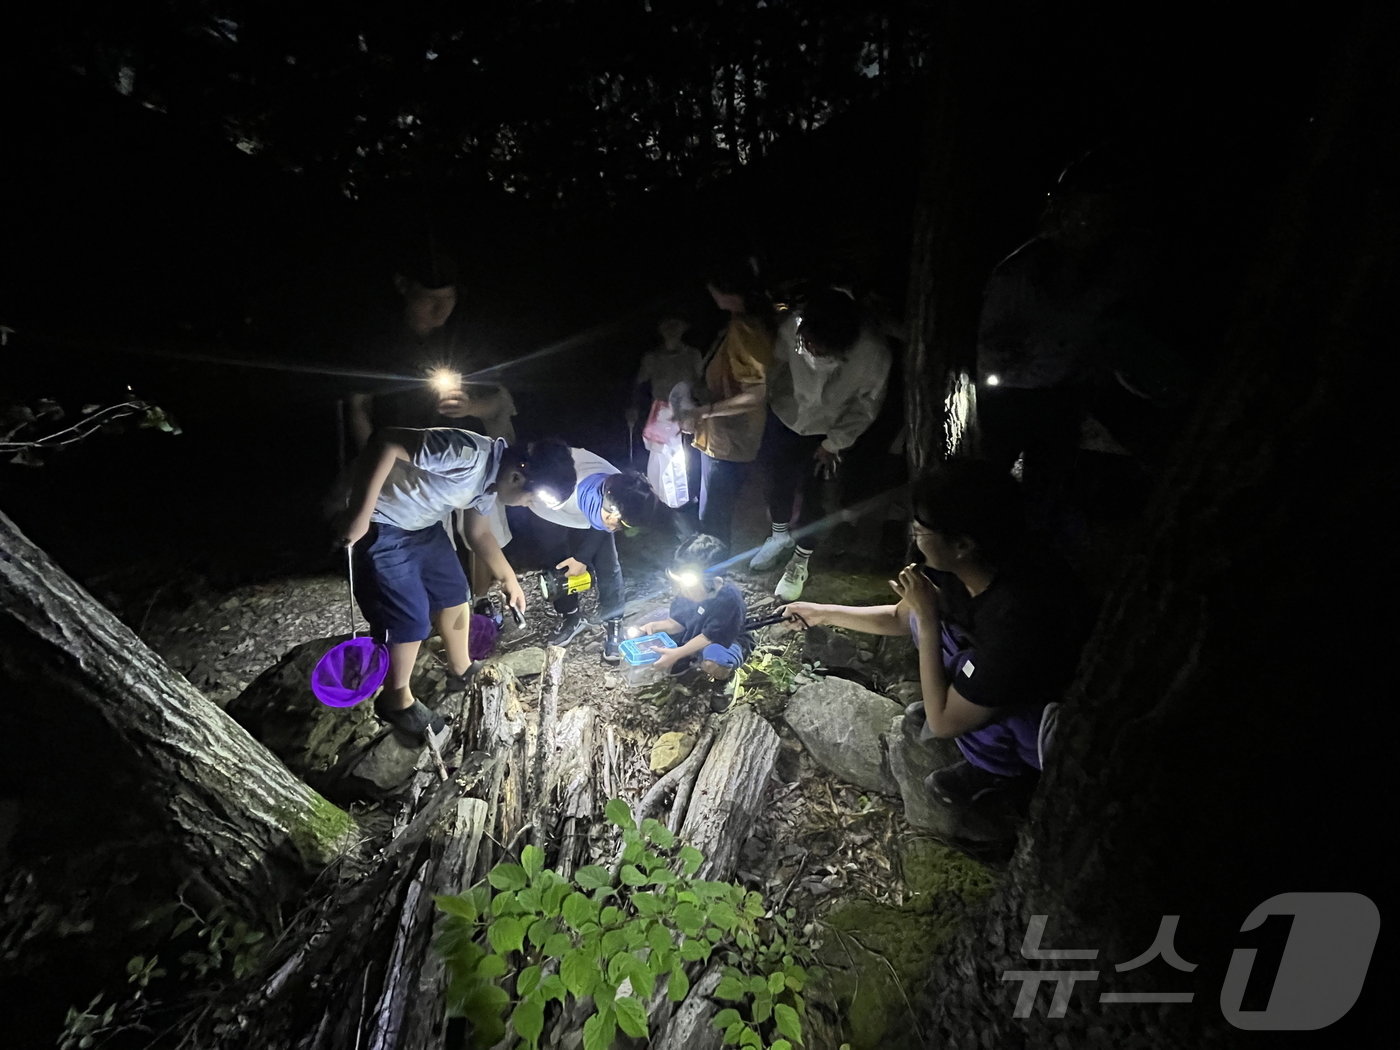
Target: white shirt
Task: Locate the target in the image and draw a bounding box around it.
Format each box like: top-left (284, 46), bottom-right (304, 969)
top-left (768, 313), bottom-right (891, 453)
top-left (528, 447), bottom-right (620, 530)
top-left (370, 429), bottom-right (504, 532)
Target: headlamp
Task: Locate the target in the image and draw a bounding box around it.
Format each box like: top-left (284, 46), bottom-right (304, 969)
top-left (667, 568), bottom-right (702, 589)
top-left (429, 368), bottom-right (460, 393)
top-left (602, 499), bottom-right (631, 530)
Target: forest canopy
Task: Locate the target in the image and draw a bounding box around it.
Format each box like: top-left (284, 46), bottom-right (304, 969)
top-left (31, 0), bottom-right (934, 206)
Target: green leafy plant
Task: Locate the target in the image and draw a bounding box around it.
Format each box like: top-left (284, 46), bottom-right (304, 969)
top-left (435, 798), bottom-right (814, 1050)
top-left (57, 899), bottom-right (268, 1049)
top-left (731, 637), bottom-right (805, 711)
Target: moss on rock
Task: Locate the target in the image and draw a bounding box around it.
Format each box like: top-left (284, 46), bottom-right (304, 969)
top-left (817, 838), bottom-right (996, 1050)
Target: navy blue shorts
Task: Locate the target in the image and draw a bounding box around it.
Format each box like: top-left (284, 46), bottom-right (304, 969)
top-left (353, 522), bottom-right (469, 643)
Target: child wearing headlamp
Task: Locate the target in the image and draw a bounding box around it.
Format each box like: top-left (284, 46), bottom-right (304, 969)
top-left (628, 533), bottom-right (749, 682)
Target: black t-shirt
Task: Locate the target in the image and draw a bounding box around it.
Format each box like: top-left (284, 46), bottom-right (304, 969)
top-left (669, 581), bottom-right (746, 648)
top-left (927, 545), bottom-right (1088, 710)
top-left (344, 310), bottom-right (512, 434)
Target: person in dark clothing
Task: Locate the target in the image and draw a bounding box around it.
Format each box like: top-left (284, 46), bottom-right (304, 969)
top-left (526, 449), bottom-right (657, 660)
top-left (780, 459), bottom-right (1089, 807)
top-left (627, 533), bottom-right (751, 682)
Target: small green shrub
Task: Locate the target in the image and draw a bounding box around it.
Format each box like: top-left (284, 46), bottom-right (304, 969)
top-left (435, 798), bottom-right (814, 1050)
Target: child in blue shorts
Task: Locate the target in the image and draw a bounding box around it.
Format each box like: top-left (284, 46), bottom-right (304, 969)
top-left (627, 534), bottom-right (750, 684)
top-left (335, 427), bottom-right (576, 737)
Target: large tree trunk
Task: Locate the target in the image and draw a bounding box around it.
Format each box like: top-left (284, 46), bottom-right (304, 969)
top-left (916, 14), bottom-right (1392, 1048)
top-left (0, 510), bottom-right (357, 922)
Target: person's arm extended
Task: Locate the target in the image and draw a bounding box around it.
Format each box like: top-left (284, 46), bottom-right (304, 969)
top-left (633, 617), bottom-right (684, 637)
top-left (697, 381), bottom-right (765, 419)
top-left (335, 429), bottom-right (417, 545)
top-left (463, 507), bottom-right (527, 613)
top-left (779, 600), bottom-right (908, 636)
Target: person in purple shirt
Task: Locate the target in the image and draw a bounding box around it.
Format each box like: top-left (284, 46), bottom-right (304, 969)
top-left (780, 459), bottom-right (1088, 808)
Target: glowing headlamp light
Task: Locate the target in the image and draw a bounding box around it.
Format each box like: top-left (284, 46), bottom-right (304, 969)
top-left (667, 568), bottom-right (702, 588)
top-left (429, 368), bottom-right (460, 393)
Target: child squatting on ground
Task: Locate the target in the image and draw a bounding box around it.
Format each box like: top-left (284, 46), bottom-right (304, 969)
top-left (334, 427), bottom-right (577, 742)
top-left (778, 459), bottom-right (1088, 808)
top-left (627, 534), bottom-right (753, 695)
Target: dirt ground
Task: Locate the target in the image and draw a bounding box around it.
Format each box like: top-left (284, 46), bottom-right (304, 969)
top-left (130, 483), bottom-right (984, 1047)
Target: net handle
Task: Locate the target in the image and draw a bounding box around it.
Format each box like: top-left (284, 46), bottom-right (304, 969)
top-left (345, 545), bottom-right (359, 639)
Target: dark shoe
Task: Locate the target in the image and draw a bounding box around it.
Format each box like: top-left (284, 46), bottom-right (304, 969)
top-left (374, 695), bottom-right (446, 737)
top-left (548, 610), bottom-right (587, 647)
top-left (709, 684), bottom-right (733, 713)
top-left (924, 760), bottom-right (1019, 807)
top-left (445, 662), bottom-right (483, 694)
top-left (602, 618), bottom-right (623, 663)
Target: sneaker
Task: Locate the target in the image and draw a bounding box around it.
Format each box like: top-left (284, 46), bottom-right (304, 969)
top-left (374, 695), bottom-right (446, 738)
top-left (924, 760), bottom-right (1018, 807)
top-left (749, 532), bottom-right (796, 571)
top-left (548, 610), bottom-right (587, 646)
top-left (773, 556), bottom-right (810, 602)
top-left (602, 618), bottom-right (623, 663)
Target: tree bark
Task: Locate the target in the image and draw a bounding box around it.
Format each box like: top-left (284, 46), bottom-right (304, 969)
top-left (676, 706), bottom-right (779, 881)
top-left (902, 6), bottom-right (1061, 469)
top-left (917, 14), bottom-right (1393, 1048)
top-left (0, 510), bottom-right (357, 922)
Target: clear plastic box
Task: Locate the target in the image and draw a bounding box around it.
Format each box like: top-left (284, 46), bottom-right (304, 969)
top-left (619, 632), bottom-right (677, 688)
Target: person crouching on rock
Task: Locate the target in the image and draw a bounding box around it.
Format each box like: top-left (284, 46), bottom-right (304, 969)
top-left (777, 460), bottom-right (1089, 808)
top-left (334, 428), bottom-right (576, 740)
top-left (629, 534), bottom-right (752, 699)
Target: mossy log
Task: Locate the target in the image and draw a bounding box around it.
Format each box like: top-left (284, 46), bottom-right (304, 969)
top-left (0, 510), bottom-right (357, 922)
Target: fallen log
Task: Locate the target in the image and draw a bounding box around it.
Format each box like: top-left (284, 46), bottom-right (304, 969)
top-left (549, 705), bottom-right (596, 879)
top-left (0, 510), bottom-right (358, 925)
top-left (528, 646), bottom-right (566, 846)
top-left (676, 706), bottom-right (779, 881)
top-left (654, 965), bottom-right (725, 1050)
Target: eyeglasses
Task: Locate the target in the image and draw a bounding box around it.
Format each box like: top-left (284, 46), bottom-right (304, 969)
top-left (603, 500), bottom-right (630, 530)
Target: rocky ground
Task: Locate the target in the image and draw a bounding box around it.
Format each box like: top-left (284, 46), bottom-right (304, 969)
top-left (123, 514), bottom-right (1012, 1050)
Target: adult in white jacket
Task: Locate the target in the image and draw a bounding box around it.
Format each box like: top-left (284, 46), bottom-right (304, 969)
top-left (751, 288), bottom-right (891, 600)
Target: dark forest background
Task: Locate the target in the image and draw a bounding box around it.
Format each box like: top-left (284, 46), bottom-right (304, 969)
top-left (0, 4), bottom-right (1391, 1049)
top-left (0, 2), bottom-right (1333, 583)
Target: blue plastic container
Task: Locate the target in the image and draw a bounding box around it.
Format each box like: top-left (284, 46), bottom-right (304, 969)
top-left (619, 632), bottom-right (677, 687)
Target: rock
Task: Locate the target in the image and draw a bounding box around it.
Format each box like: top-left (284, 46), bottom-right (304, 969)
top-left (490, 646), bottom-right (547, 679)
top-left (226, 636), bottom-right (440, 802)
top-left (648, 731), bottom-right (696, 773)
top-left (783, 678), bottom-right (902, 793)
top-left (801, 625), bottom-right (863, 669)
top-left (883, 716), bottom-right (1018, 843)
